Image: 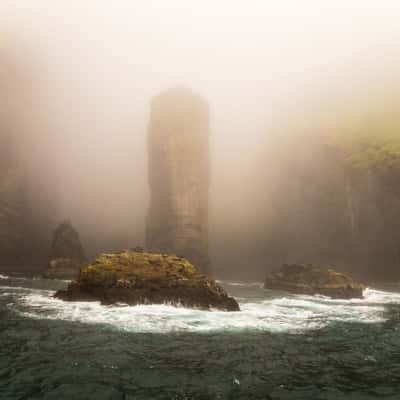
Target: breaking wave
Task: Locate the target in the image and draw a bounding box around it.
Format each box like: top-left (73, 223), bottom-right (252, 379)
top-left (3, 280), bottom-right (400, 334)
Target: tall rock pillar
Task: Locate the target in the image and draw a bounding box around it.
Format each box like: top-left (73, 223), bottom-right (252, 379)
top-left (146, 87), bottom-right (210, 272)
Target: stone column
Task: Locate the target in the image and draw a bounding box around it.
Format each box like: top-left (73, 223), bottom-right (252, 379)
top-left (146, 86), bottom-right (210, 272)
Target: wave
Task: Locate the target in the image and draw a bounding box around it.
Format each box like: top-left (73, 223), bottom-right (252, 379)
top-left (218, 280), bottom-right (264, 288)
top-left (0, 275), bottom-right (30, 282)
top-left (9, 286), bottom-right (400, 334)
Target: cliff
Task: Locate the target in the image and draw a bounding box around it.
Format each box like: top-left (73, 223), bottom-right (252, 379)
top-left (0, 168), bottom-right (25, 265)
top-left (0, 137), bottom-right (52, 272)
top-left (263, 129), bottom-right (400, 281)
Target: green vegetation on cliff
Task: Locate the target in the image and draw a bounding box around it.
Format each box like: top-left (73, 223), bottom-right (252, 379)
top-left (330, 112), bottom-right (400, 169)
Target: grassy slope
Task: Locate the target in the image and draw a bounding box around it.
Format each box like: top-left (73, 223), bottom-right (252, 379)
top-left (328, 112), bottom-right (400, 169)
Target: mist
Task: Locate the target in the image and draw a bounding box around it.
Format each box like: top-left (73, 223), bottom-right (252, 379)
top-left (2, 1), bottom-right (400, 279)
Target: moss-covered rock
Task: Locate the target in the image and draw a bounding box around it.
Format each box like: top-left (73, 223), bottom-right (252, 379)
top-left (55, 250), bottom-right (239, 311)
top-left (264, 264), bottom-right (365, 299)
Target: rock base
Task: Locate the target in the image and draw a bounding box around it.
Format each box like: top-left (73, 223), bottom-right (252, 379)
top-left (55, 250), bottom-right (239, 311)
top-left (264, 264), bottom-right (365, 299)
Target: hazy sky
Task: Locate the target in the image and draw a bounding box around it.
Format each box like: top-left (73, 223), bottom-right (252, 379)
top-left (2, 1), bottom-right (400, 275)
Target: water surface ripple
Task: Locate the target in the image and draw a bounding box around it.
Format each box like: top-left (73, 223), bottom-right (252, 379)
top-left (1, 276), bottom-right (400, 399)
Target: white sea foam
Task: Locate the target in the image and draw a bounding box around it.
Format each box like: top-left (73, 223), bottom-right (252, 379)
top-left (0, 274), bottom-right (9, 280)
top-left (0, 285), bottom-right (33, 291)
top-left (9, 284), bottom-right (400, 334)
top-left (216, 280), bottom-right (264, 288)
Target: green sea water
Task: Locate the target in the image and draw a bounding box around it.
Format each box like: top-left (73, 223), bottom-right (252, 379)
top-left (1, 276), bottom-right (400, 399)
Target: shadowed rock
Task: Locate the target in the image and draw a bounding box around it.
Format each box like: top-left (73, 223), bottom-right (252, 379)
top-left (55, 249), bottom-right (240, 311)
top-left (0, 129), bottom-right (27, 267)
top-left (0, 169), bottom-right (25, 265)
top-left (45, 221), bottom-right (86, 279)
top-left (264, 264), bottom-right (365, 299)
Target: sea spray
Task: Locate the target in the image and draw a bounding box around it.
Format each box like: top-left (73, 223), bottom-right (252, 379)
top-left (3, 280), bottom-right (399, 334)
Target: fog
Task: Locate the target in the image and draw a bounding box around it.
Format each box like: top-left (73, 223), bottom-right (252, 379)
top-left (2, 1), bottom-right (400, 278)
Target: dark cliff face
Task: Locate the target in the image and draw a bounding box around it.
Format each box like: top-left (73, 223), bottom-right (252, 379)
top-left (262, 134), bottom-right (400, 281)
top-left (343, 166), bottom-right (400, 280)
top-left (0, 169), bottom-right (51, 271)
top-left (0, 167), bottom-right (25, 265)
top-left (146, 87), bottom-right (210, 272)
top-left (0, 135), bottom-right (52, 271)
top-left (0, 135), bottom-right (30, 267)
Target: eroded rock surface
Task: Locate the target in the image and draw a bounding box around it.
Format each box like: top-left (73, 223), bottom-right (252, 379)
top-left (264, 264), bottom-right (365, 299)
top-left (55, 250), bottom-right (239, 311)
top-left (146, 86), bottom-right (210, 272)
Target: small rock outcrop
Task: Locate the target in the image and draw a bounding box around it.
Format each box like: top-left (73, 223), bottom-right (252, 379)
top-left (264, 264), bottom-right (365, 299)
top-left (45, 221), bottom-right (86, 279)
top-left (55, 250), bottom-right (239, 311)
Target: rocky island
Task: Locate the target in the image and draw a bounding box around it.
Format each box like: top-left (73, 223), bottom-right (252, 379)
top-left (264, 264), bottom-right (365, 299)
top-left (55, 249), bottom-right (240, 311)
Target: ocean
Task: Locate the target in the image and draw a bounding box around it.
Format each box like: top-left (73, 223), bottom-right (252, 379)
top-left (1, 275), bottom-right (400, 399)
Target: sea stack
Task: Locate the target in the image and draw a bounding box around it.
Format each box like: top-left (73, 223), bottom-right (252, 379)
top-left (45, 221), bottom-right (86, 279)
top-left (146, 86), bottom-right (210, 272)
